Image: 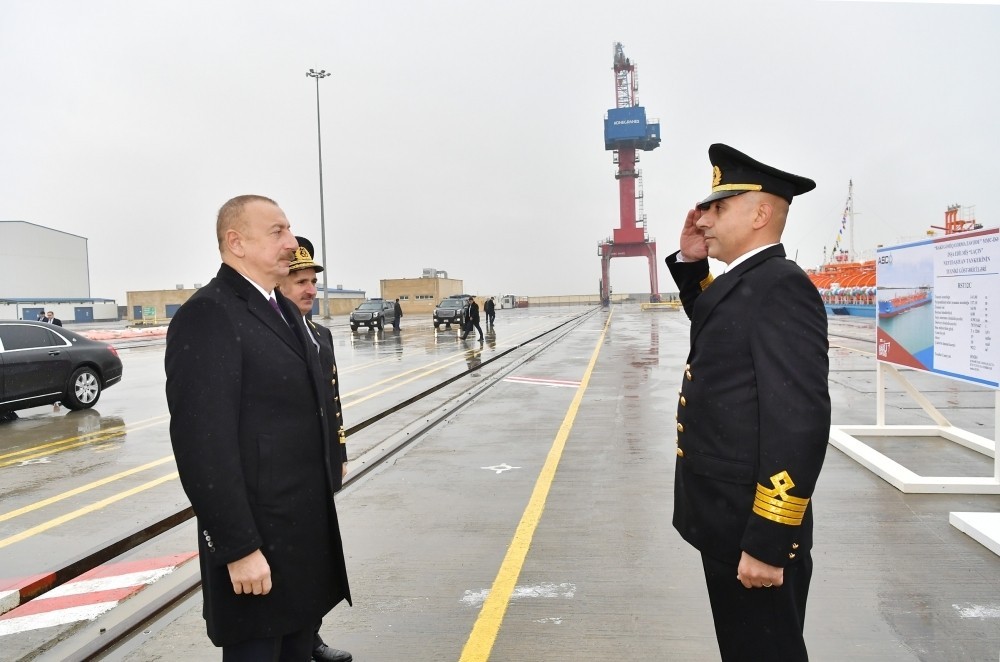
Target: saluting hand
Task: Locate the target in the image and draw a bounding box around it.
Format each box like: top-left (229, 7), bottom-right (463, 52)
top-left (227, 549), bottom-right (272, 595)
top-left (678, 207), bottom-right (708, 262)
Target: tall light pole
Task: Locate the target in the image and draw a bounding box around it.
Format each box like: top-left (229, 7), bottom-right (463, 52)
top-left (306, 68), bottom-right (331, 318)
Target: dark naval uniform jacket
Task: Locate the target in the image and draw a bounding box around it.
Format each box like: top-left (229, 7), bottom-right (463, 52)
top-left (306, 318), bottom-right (349, 471)
top-left (666, 244), bottom-right (831, 568)
top-left (165, 263), bottom-right (351, 646)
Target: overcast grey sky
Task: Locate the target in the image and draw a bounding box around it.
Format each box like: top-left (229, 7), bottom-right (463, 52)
top-left (2, 0), bottom-right (998, 302)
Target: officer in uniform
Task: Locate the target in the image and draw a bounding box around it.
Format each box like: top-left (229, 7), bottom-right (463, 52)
top-left (279, 236), bottom-right (353, 662)
top-left (666, 144), bottom-right (831, 661)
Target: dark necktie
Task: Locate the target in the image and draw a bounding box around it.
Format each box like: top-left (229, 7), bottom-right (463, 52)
top-left (268, 296), bottom-right (288, 325)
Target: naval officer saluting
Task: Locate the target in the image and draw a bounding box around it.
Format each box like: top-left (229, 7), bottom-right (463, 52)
top-left (666, 144), bottom-right (831, 661)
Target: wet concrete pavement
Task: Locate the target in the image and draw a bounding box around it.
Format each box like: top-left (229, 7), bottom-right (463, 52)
top-left (4, 306), bottom-right (1000, 660)
top-left (107, 308), bottom-right (1000, 660)
top-left (0, 308), bottom-right (592, 657)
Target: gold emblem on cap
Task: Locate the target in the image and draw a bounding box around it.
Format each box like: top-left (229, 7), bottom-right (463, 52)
top-left (712, 165), bottom-right (722, 187)
top-left (293, 247), bottom-right (312, 262)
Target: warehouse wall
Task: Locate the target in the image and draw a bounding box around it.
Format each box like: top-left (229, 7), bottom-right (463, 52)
top-left (0, 221), bottom-right (90, 298)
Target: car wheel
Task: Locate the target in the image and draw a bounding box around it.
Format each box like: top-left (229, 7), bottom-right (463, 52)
top-left (351, 325), bottom-right (358, 332)
top-left (376, 318), bottom-right (384, 330)
top-left (64, 367), bottom-right (102, 410)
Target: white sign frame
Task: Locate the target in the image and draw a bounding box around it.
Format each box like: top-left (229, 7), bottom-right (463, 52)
top-left (829, 228), bottom-right (999, 556)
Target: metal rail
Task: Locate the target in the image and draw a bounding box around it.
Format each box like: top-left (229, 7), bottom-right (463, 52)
top-left (25, 308), bottom-right (600, 661)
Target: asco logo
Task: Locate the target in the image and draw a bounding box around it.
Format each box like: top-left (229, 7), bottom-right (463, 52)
top-left (877, 254), bottom-right (893, 265)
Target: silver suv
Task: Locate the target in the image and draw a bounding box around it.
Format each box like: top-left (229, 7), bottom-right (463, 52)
top-left (350, 299), bottom-right (396, 332)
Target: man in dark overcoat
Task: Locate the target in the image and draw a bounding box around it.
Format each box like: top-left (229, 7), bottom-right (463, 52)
top-left (278, 236), bottom-right (353, 662)
top-left (165, 195), bottom-right (351, 659)
top-left (483, 297), bottom-right (496, 327)
top-left (460, 296), bottom-right (484, 341)
top-left (392, 298), bottom-right (402, 331)
top-left (666, 144), bottom-right (830, 662)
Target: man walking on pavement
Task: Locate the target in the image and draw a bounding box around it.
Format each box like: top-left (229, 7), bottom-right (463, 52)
top-left (460, 296), bottom-right (484, 341)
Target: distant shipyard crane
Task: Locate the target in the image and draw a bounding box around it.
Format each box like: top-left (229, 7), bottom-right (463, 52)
top-left (598, 42), bottom-right (662, 305)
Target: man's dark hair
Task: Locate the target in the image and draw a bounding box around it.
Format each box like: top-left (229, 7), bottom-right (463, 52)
top-left (216, 194), bottom-right (278, 249)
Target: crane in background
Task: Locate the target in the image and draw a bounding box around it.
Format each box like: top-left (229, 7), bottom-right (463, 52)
top-left (597, 42), bottom-right (662, 305)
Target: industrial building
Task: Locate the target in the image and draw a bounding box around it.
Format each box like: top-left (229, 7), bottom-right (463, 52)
top-left (380, 268), bottom-right (463, 316)
top-left (0, 221), bottom-right (118, 322)
top-left (125, 285), bottom-right (367, 324)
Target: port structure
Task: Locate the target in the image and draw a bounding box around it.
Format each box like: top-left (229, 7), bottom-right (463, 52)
top-left (598, 42), bottom-right (662, 305)
top-left (931, 204), bottom-right (983, 235)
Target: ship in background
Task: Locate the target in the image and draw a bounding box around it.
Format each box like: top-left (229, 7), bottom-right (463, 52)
top-left (806, 181), bottom-right (877, 317)
top-left (805, 183), bottom-right (983, 318)
top-left (874, 204), bottom-right (981, 319)
top-left (878, 288), bottom-right (933, 318)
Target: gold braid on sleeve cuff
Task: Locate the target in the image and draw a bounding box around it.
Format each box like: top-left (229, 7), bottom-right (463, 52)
top-left (752, 471), bottom-right (809, 526)
top-left (699, 273), bottom-right (715, 291)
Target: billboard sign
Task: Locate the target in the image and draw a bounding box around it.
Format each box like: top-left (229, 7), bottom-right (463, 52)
top-left (875, 227), bottom-right (998, 388)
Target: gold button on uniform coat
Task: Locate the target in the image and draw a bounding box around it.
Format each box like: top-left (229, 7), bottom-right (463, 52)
top-left (667, 245), bottom-right (831, 568)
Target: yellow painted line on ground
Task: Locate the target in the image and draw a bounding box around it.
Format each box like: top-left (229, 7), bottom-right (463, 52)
top-left (830, 342), bottom-right (876, 357)
top-left (342, 323), bottom-right (549, 401)
top-left (343, 355), bottom-right (465, 397)
top-left (339, 353), bottom-right (406, 375)
top-left (343, 355), bottom-right (470, 409)
top-left (0, 415), bottom-right (170, 468)
top-left (0, 456), bottom-right (176, 523)
top-left (0, 427), bottom-right (127, 461)
top-left (459, 309), bottom-right (613, 662)
top-left (0, 471), bottom-right (179, 550)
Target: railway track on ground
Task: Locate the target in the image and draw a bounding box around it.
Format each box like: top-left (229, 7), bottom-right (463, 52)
top-left (21, 308), bottom-right (601, 662)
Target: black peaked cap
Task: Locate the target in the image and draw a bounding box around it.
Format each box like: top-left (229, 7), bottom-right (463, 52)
top-left (697, 143), bottom-right (816, 209)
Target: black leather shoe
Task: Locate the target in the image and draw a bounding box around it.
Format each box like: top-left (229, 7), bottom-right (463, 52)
top-left (313, 643), bottom-right (353, 662)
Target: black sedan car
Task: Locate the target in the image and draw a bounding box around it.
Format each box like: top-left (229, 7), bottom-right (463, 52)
top-left (0, 321), bottom-right (124, 416)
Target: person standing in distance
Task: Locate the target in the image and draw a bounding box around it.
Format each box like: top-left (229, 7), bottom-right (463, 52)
top-left (460, 296), bottom-right (484, 341)
top-left (483, 296), bottom-right (496, 327)
top-left (393, 298), bottom-right (402, 331)
top-left (666, 144), bottom-right (830, 662)
top-left (278, 236), bottom-right (352, 662)
top-left (165, 195), bottom-right (351, 660)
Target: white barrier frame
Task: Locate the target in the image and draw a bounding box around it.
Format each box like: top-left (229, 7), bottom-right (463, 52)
top-left (829, 362), bottom-right (999, 556)
top-left (830, 362), bottom-right (999, 494)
